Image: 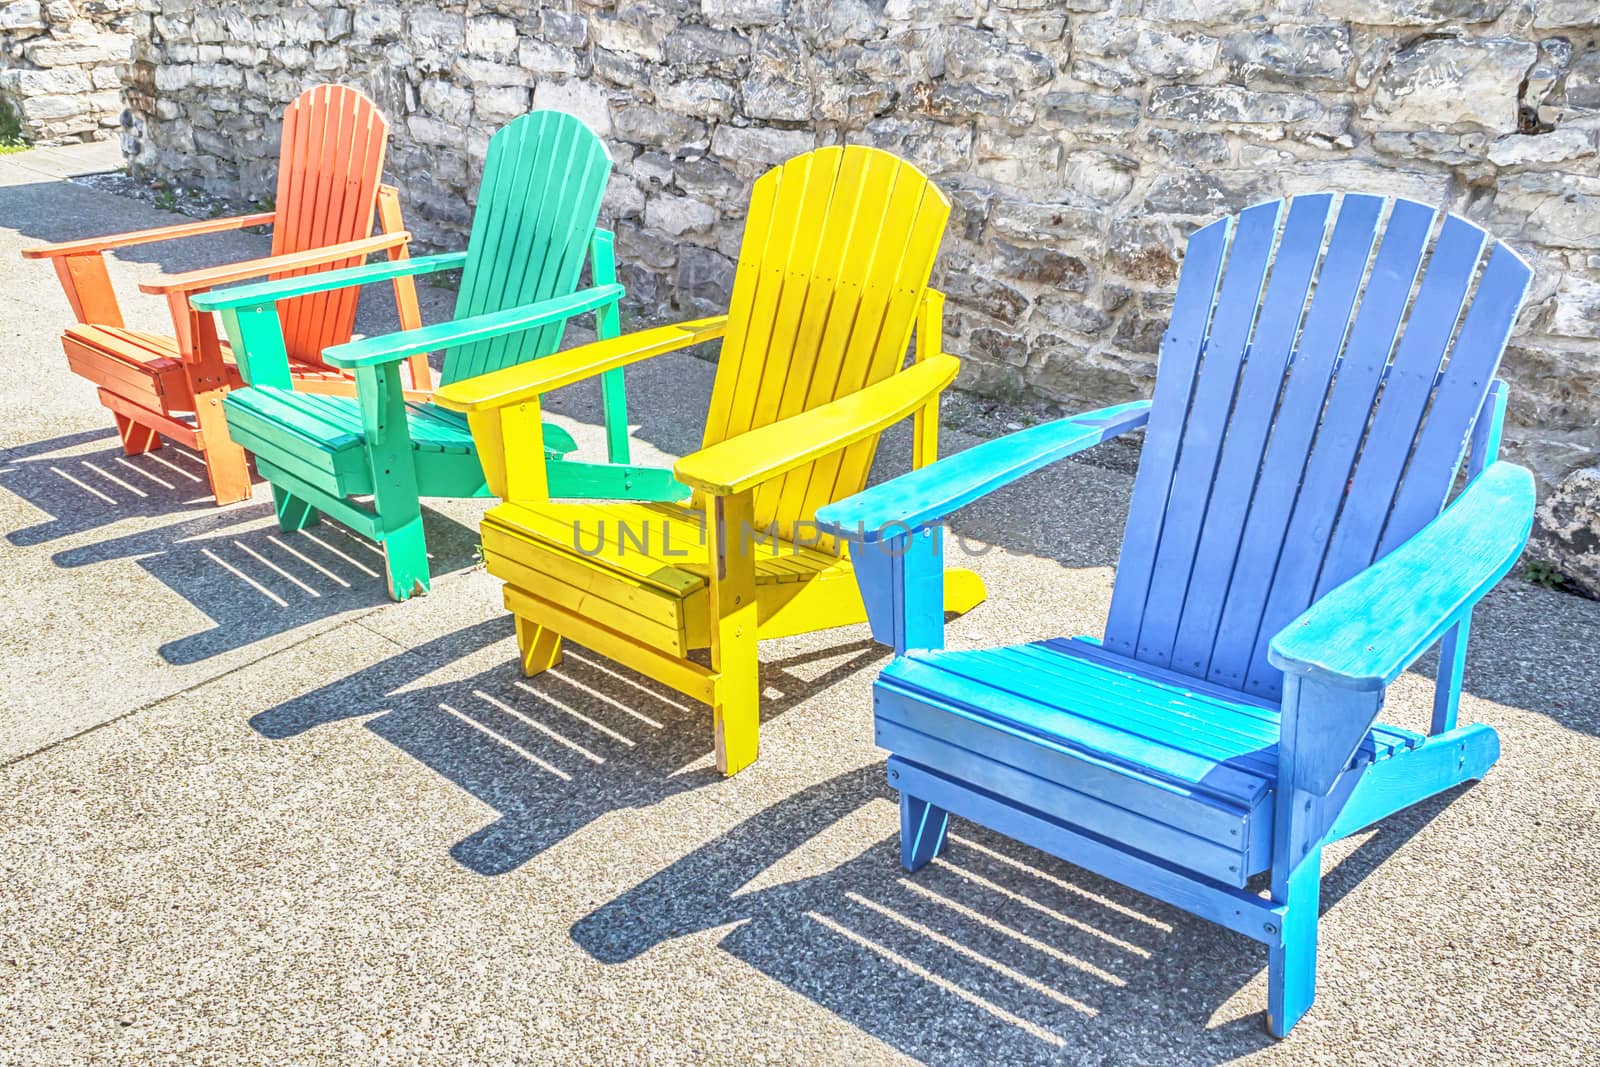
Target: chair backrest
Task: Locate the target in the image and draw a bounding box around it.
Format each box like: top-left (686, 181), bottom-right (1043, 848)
top-left (702, 145), bottom-right (950, 538)
top-left (439, 110), bottom-right (613, 387)
top-left (1103, 193), bottom-right (1532, 702)
top-left (268, 84), bottom-right (392, 367)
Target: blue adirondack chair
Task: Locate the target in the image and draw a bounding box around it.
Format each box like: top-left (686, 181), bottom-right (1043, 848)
top-left (817, 193), bottom-right (1536, 1036)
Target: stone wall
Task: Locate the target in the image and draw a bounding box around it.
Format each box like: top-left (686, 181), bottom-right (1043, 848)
top-left (122, 1), bottom-right (1599, 498)
top-left (0, 0), bottom-right (133, 143)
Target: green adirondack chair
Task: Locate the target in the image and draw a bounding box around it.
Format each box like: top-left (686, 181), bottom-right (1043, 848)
top-left (192, 111), bottom-right (683, 600)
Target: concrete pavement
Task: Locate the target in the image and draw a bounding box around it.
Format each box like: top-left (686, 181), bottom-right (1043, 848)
top-left (1, 142), bottom-right (1597, 1065)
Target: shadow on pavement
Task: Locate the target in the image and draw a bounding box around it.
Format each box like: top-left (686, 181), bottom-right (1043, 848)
top-left (9, 430), bottom-right (483, 663)
top-left (572, 761), bottom-right (1464, 1064)
top-left (249, 618), bottom-right (885, 875)
top-left (1, 429), bottom-right (219, 547)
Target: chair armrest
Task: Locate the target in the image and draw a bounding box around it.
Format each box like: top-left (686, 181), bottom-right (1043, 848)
top-left (674, 354), bottom-right (960, 497)
top-left (321, 283), bottom-right (625, 370)
top-left (190, 250), bottom-right (468, 313)
top-left (817, 399), bottom-right (1151, 541)
top-left (432, 315), bottom-right (728, 413)
top-left (20, 211), bottom-right (277, 259)
top-left (1268, 461), bottom-right (1535, 692)
top-left (136, 232), bottom-right (410, 296)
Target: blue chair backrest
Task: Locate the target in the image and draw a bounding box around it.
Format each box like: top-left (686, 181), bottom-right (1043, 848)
top-left (1103, 193), bottom-right (1532, 701)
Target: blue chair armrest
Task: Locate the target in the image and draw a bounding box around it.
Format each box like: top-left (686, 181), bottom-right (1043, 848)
top-left (1269, 461), bottom-right (1535, 692)
top-left (817, 399), bottom-right (1151, 542)
top-left (321, 283), bottom-right (626, 369)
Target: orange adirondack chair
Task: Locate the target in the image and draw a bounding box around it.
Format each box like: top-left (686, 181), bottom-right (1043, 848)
top-left (21, 84), bottom-right (427, 505)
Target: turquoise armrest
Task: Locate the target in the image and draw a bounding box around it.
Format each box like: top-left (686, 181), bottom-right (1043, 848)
top-left (321, 283), bottom-right (625, 370)
top-left (189, 250), bottom-right (469, 312)
top-left (817, 400), bottom-right (1151, 542)
top-left (1269, 461), bottom-right (1535, 692)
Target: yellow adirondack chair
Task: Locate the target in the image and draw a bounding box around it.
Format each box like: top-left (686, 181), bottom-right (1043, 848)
top-left (433, 146), bottom-right (986, 775)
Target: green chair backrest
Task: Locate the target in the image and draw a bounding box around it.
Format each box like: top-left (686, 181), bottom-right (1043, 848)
top-left (440, 110), bottom-right (613, 386)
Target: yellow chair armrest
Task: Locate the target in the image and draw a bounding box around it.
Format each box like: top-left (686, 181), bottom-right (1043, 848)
top-left (674, 353), bottom-right (960, 496)
top-left (432, 315), bottom-right (729, 414)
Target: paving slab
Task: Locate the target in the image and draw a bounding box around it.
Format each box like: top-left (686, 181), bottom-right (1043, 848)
top-left (2, 143), bottom-right (1598, 1065)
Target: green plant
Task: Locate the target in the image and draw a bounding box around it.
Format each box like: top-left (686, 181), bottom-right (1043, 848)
top-left (0, 99), bottom-right (27, 154)
top-left (1524, 560), bottom-right (1568, 589)
top-left (153, 187), bottom-right (179, 212)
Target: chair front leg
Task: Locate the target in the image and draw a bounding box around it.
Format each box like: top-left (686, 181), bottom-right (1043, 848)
top-left (170, 291), bottom-right (251, 505)
top-left (853, 524), bottom-right (948, 655)
top-left (1268, 796), bottom-right (1323, 1038)
top-left (358, 361), bottom-right (429, 600)
top-left (1266, 673), bottom-right (1353, 1037)
top-left (708, 489), bottom-right (760, 775)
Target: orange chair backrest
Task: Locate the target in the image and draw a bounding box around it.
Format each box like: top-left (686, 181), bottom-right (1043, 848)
top-left (267, 84), bottom-right (391, 367)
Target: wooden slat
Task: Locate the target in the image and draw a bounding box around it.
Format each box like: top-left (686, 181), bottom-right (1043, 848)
top-left (1313, 215), bottom-right (1488, 602)
top-left (520, 121), bottom-right (589, 362)
top-left (481, 112), bottom-right (564, 376)
top-left (502, 584), bottom-right (718, 704)
top-left (700, 162), bottom-right (782, 449)
top-left (252, 456), bottom-right (381, 538)
top-left (1239, 198), bottom-right (1438, 694)
top-left (876, 713), bottom-right (1254, 883)
top-left (1379, 245), bottom-right (1533, 555)
top-left (1169, 195), bottom-right (1334, 675)
top-left (485, 500), bottom-right (707, 597)
top-left (270, 84), bottom-right (391, 366)
top-left (708, 150), bottom-right (820, 453)
top-left (1134, 200), bottom-right (1284, 668)
top-left (485, 534), bottom-right (690, 656)
top-left (460, 111), bottom-right (549, 379)
top-left (691, 146), bottom-right (952, 539)
top-left (801, 165), bottom-right (952, 533)
top-left (94, 388), bottom-right (200, 449)
top-left (973, 646), bottom-right (1280, 775)
top-left (1205, 194), bottom-right (1386, 692)
top-left (63, 338), bottom-right (170, 411)
top-left (882, 653), bottom-right (1272, 806)
top-left (441, 111), bottom-right (613, 385)
top-left (1268, 461), bottom-right (1534, 691)
top-left (1102, 214), bottom-right (1232, 657)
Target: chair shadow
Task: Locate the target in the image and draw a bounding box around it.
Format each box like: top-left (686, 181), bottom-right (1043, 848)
top-left (12, 437), bottom-right (483, 664)
top-left (250, 620), bottom-right (889, 876)
top-left (1, 430), bottom-right (220, 547)
top-left (571, 762), bottom-right (1466, 1063)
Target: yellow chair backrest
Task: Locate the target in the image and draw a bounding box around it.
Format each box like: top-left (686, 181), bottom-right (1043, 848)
top-left (700, 145), bottom-right (951, 539)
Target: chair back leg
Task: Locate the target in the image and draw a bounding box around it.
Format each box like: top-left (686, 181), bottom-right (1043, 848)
top-left (272, 485), bottom-right (320, 532)
top-left (114, 413), bottom-right (162, 456)
top-left (899, 790), bottom-right (950, 873)
top-left (515, 615), bottom-right (564, 676)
